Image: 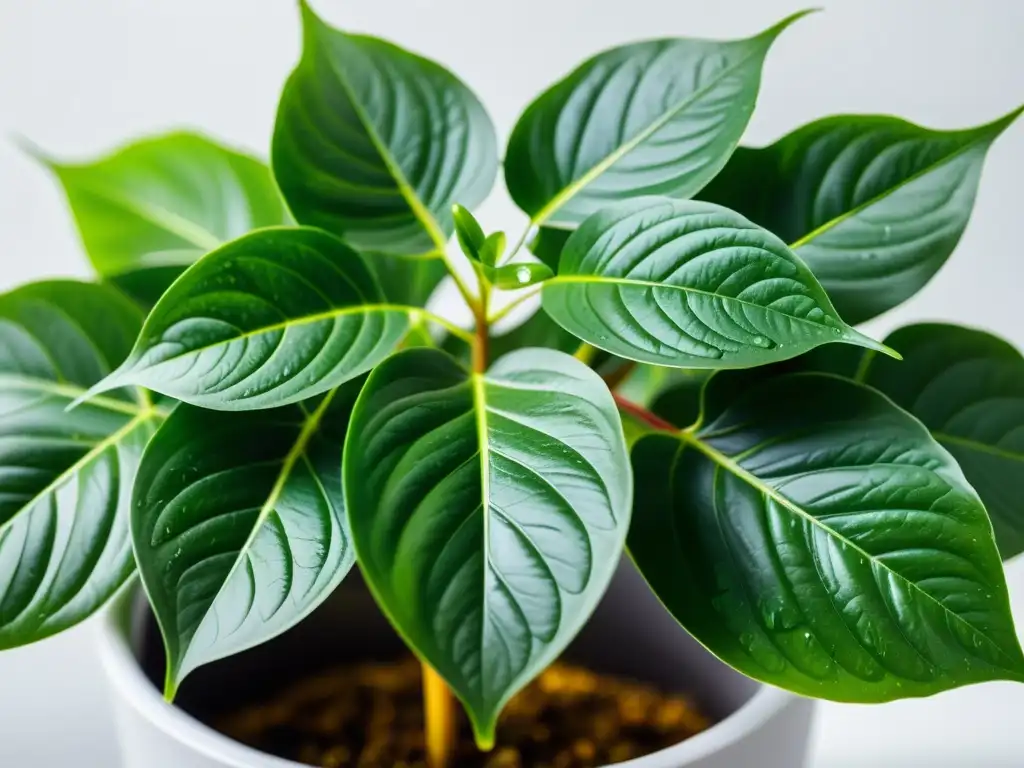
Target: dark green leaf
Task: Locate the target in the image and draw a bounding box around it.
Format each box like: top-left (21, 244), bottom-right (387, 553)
top-left (541, 198), bottom-right (893, 369)
top-left (367, 253), bottom-right (448, 308)
top-left (87, 227), bottom-right (411, 411)
top-left (629, 372), bottom-right (1024, 700)
top-left (345, 348), bottom-right (631, 745)
top-left (0, 281), bottom-right (164, 648)
top-left (453, 204), bottom-right (487, 262)
top-left (133, 379), bottom-right (361, 695)
top-left (798, 324), bottom-right (1024, 561)
top-left (32, 133), bottom-right (289, 306)
top-left (490, 308), bottom-right (579, 361)
top-left (529, 227), bottom-right (571, 272)
top-left (272, 0), bottom-right (498, 256)
top-left (698, 108), bottom-right (1024, 323)
top-left (504, 11), bottom-right (812, 229)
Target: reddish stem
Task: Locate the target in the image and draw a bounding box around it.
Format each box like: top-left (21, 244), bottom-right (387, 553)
top-left (613, 393), bottom-right (677, 432)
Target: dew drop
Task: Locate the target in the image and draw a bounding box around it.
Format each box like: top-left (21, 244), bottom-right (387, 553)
top-left (516, 266), bottom-right (532, 284)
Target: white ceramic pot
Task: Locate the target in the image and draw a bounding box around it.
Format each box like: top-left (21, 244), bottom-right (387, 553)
top-left (97, 565), bottom-right (815, 768)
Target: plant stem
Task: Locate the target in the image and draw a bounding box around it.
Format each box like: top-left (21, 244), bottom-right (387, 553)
top-left (602, 359), bottom-right (637, 391)
top-left (423, 664), bottom-right (456, 768)
top-left (613, 393), bottom-right (677, 433)
top-left (574, 342), bottom-right (598, 366)
top-left (485, 285), bottom-right (542, 324)
top-left (500, 220), bottom-right (535, 266)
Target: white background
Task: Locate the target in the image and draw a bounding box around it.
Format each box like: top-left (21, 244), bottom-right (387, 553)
top-left (1, 0), bottom-right (1023, 765)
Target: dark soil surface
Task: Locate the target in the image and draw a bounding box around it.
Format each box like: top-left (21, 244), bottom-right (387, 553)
top-left (217, 657), bottom-right (711, 768)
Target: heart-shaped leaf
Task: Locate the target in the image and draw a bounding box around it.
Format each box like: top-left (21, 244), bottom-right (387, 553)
top-left (0, 281), bottom-right (164, 648)
top-left (629, 371), bottom-right (1024, 700)
top-left (541, 198), bottom-right (892, 369)
top-left (86, 227), bottom-right (411, 411)
top-left (505, 11), bottom-right (812, 229)
top-left (345, 347), bottom-right (631, 745)
top-left (272, 0), bottom-right (498, 256)
top-left (32, 133), bottom-right (289, 306)
top-left (698, 108), bottom-right (1023, 323)
top-left (133, 378), bottom-right (362, 696)
top-left (788, 324), bottom-right (1024, 561)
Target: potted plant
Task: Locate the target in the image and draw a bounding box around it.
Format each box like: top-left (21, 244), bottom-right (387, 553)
top-left (2, 1), bottom-right (1022, 766)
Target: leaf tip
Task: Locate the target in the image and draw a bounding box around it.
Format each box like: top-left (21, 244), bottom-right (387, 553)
top-left (761, 7), bottom-right (822, 39)
top-left (10, 134), bottom-right (55, 168)
top-left (844, 327), bottom-right (902, 361)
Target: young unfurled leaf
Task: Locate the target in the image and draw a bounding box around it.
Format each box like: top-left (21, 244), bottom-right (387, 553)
top-left (32, 133), bottom-right (288, 305)
top-left (345, 348), bottom-right (631, 746)
top-left (505, 11), bottom-right (813, 229)
top-left (453, 204), bottom-right (487, 262)
top-left (698, 108), bottom-right (1023, 323)
top-left (133, 379), bottom-right (362, 696)
top-left (478, 231), bottom-right (507, 268)
top-left (0, 281), bottom-right (164, 648)
top-left (788, 324), bottom-right (1024, 561)
top-left (86, 227), bottom-right (411, 411)
top-left (272, 0), bottom-right (498, 256)
top-left (629, 372), bottom-right (1024, 700)
top-left (488, 262), bottom-right (554, 290)
top-left (541, 198), bottom-right (893, 369)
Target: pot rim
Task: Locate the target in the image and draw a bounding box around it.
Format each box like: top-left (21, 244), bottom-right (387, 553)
top-left (96, 587), bottom-right (800, 768)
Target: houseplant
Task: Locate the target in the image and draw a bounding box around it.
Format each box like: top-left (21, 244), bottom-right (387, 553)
top-left (3, 0), bottom-right (1023, 765)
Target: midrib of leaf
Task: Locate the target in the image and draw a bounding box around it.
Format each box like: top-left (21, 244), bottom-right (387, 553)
top-left (318, 42), bottom-right (448, 254)
top-left (0, 409), bottom-right (160, 540)
top-left (547, 274), bottom-right (884, 350)
top-left (64, 177), bottom-right (223, 252)
top-left (530, 44), bottom-right (765, 227)
top-left (0, 375), bottom-right (159, 417)
top-left (165, 386), bottom-right (339, 698)
top-left (112, 303), bottom-right (417, 382)
top-left (470, 372), bottom-right (493, 715)
top-left (677, 427), bottom-right (1024, 674)
top-left (935, 432), bottom-right (1024, 463)
top-left (788, 134), bottom-right (994, 250)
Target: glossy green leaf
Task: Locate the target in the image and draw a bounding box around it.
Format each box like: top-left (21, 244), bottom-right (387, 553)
top-left (479, 231), bottom-right (507, 268)
top-left (504, 11), bottom-right (811, 229)
top-left (133, 378), bottom-right (361, 695)
top-left (792, 324), bottom-right (1024, 561)
top-left (87, 227), bottom-right (410, 411)
top-left (541, 198), bottom-right (892, 369)
top-left (698, 108), bottom-right (1023, 323)
top-left (0, 281), bottom-right (164, 648)
top-left (345, 347), bottom-right (631, 745)
top-left (488, 262), bottom-right (554, 291)
top-left (33, 133), bottom-right (289, 306)
top-left (629, 372), bottom-right (1024, 700)
top-left (489, 308), bottom-right (579, 361)
top-left (272, 0), bottom-right (498, 256)
top-left (453, 204), bottom-right (487, 262)
top-left (367, 253), bottom-right (448, 308)
top-left (529, 227), bottom-right (571, 272)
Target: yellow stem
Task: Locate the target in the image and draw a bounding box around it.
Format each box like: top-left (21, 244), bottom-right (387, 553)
top-left (423, 664), bottom-right (456, 768)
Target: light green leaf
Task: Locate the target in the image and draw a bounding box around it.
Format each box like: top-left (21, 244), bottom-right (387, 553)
top-left (133, 379), bottom-right (361, 696)
top-left (698, 108), bottom-right (1023, 323)
top-left (629, 371), bottom-right (1024, 700)
top-left (453, 204), bottom-right (487, 262)
top-left (0, 281), bottom-right (164, 648)
top-left (345, 347), bottom-right (631, 745)
top-left (32, 132), bottom-right (289, 306)
top-left (505, 11), bottom-right (812, 229)
top-left (487, 262), bottom-right (554, 291)
top-left (272, 0), bottom-right (498, 256)
top-left (86, 227), bottom-right (411, 411)
top-left (541, 198), bottom-right (892, 369)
